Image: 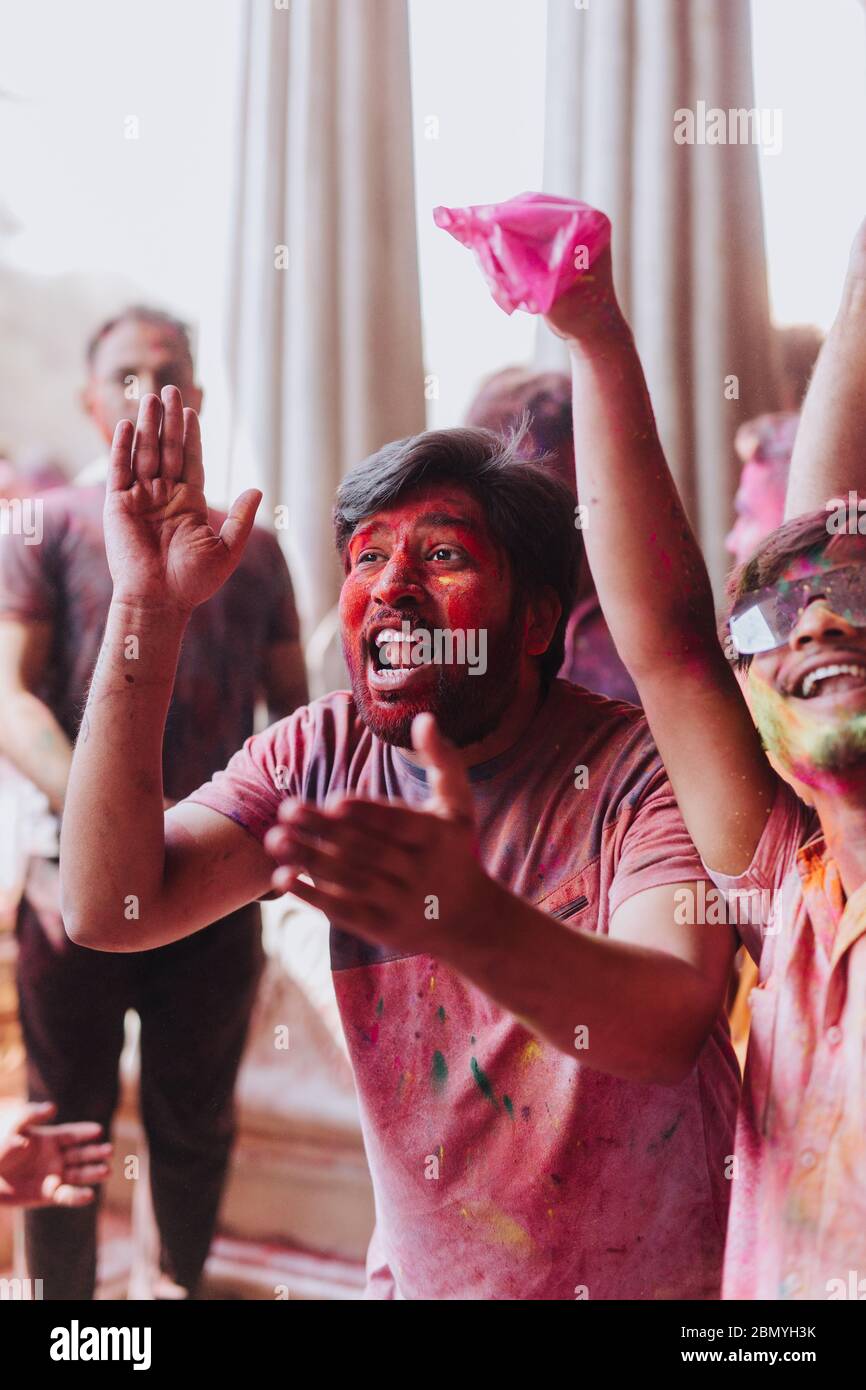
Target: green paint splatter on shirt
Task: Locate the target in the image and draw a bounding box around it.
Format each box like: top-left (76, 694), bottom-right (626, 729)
top-left (438, 1006), bottom-right (446, 1022)
top-left (431, 1050), bottom-right (448, 1093)
top-left (470, 1057), bottom-right (499, 1110)
top-left (503, 1095), bottom-right (514, 1118)
top-left (376, 997), bottom-right (384, 1016)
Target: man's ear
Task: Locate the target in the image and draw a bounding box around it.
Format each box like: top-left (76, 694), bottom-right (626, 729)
top-left (525, 585), bottom-right (562, 658)
top-left (189, 384), bottom-right (204, 414)
top-left (81, 383), bottom-right (96, 423)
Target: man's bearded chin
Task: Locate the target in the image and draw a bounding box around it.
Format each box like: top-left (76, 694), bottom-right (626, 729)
top-left (748, 668), bottom-right (866, 790)
top-left (346, 614), bottom-right (525, 749)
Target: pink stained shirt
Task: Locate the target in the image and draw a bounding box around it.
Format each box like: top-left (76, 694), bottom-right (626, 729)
top-left (704, 780), bottom-right (866, 1300)
top-left (187, 681), bottom-right (739, 1300)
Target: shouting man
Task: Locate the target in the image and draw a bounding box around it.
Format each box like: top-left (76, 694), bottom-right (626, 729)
top-left (60, 391), bottom-right (740, 1300)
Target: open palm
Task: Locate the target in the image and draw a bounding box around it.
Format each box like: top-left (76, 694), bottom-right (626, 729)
top-left (105, 387), bottom-right (261, 612)
top-left (0, 1102), bottom-right (111, 1208)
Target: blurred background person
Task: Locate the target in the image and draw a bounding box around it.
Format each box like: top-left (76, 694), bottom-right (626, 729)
top-left (725, 325), bottom-right (824, 568)
top-left (466, 366), bottom-right (639, 704)
top-left (0, 304), bottom-right (308, 1300)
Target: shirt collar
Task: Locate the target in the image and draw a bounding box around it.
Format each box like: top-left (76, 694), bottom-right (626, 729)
top-left (796, 833), bottom-right (866, 970)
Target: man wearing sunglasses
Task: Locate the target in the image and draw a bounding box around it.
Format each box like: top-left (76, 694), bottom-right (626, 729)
top-left (542, 218), bottom-right (866, 1301)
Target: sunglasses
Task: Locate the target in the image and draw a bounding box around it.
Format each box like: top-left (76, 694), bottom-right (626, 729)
top-left (728, 563), bottom-right (866, 656)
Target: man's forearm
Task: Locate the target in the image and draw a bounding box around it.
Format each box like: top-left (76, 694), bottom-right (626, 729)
top-left (567, 320), bottom-right (720, 679)
top-left (785, 269), bottom-right (866, 518)
top-left (437, 877), bottom-right (712, 1086)
top-left (60, 599), bottom-right (187, 944)
top-left (0, 692), bottom-right (72, 812)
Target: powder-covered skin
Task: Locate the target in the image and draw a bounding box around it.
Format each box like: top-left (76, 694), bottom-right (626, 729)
top-left (746, 537), bottom-right (866, 790)
top-left (189, 681), bottom-right (739, 1300)
top-left (748, 666), bottom-right (866, 789)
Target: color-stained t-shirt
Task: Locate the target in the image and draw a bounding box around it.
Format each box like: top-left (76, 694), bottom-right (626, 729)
top-left (703, 780), bottom-right (866, 1300)
top-left (188, 680), bottom-right (739, 1300)
top-left (0, 484), bottom-right (300, 800)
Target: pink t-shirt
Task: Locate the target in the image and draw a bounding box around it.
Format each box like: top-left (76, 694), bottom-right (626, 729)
top-left (704, 781), bottom-right (866, 1300)
top-left (189, 681), bottom-right (739, 1300)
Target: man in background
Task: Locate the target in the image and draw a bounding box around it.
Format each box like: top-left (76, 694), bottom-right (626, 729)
top-left (0, 305), bottom-right (308, 1299)
top-left (466, 367), bottom-right (639, 703)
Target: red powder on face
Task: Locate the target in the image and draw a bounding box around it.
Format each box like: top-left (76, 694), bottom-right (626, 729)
top-left (338, 487), bottom-right (520, 747)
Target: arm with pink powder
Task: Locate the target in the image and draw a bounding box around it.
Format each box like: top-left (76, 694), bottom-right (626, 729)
top-left (546, 250), bottom-right (777, 873)
top-left (436, 195), bottom-right (777, 873)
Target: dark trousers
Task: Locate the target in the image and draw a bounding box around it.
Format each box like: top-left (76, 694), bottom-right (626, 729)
top-left (15, 894), bottom-right (265, 1300)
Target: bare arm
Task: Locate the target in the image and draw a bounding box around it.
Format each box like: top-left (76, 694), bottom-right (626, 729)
top-left (262, 638), bottom-right (309, 723)
top-left (544, 250), bottom-right (777, 874)
top-left (0, 618), bottom-right (72, 812)
top-left (60, 387), bottom-right (268, 951)
top-left (440, 878), bottom-right (735, 1085)
top-left (785, 218), bottom-right (866, 518)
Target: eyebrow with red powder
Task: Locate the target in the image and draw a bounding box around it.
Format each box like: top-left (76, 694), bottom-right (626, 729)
top-left (348, 512), bottom-right (483, 559)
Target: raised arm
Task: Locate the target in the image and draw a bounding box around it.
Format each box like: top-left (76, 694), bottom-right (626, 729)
top-left (60, 388), bottom-right (272, 951)
top-left (785, 218), bottom-right (866, 518)
top-left (543, 248), bottom-right (777, 873)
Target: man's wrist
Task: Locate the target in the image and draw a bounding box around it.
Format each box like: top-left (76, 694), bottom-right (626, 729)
top-left (110, 594), bottom-right (192, 632)
top-left (564, 307), bottom-right (634, 364)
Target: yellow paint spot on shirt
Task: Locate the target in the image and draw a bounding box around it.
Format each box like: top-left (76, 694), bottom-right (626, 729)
top-left (521, 1039), bottom-right (543, 1066)
top-left (461, 1200), bottom-right (534, 1255)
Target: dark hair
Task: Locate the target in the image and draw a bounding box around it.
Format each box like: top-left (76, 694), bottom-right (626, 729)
top-left (333, 425), bottom-right (581, 686)
top-left (721, 508), bottom-right (833, 668)
top-left (86, 305), bottom-right (195, 371)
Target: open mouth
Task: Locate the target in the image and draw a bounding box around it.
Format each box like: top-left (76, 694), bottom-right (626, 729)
top-left (366, 625), bottom-right (436, 693)
top-left (793, 662), bottom-right (866, 700)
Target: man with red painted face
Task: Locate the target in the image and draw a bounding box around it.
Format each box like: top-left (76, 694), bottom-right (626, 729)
top-left (58, 389), bottom-right (741, 1301)
top-left (542, 217), bottom-right (866, 1300)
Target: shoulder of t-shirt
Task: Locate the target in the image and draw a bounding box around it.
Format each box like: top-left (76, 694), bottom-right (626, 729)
top-left (0, 485), bottom-right (95, 569)
top-left (250, 688), bottom-right (368, 794)
top-left (550, 678), bottom-right (669, 808)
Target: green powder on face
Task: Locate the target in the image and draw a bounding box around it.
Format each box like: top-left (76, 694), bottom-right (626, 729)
top-left (749, 666), bottom-right (866, 783)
